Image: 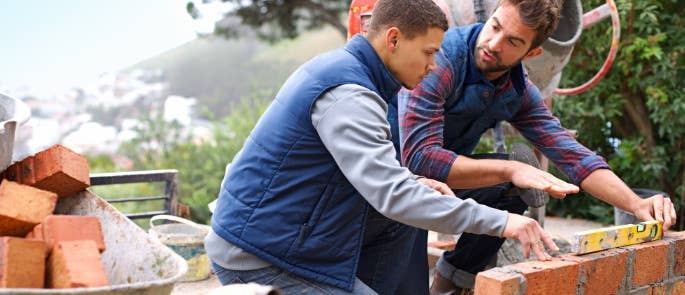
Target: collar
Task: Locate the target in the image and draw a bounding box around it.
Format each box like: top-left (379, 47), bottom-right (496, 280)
top-left (345, 35), bottom-right (402, 101)
top-left (465, 24), bottom-right (526, 96)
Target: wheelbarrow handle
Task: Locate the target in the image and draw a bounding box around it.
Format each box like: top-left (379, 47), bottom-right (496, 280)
top-left (150, 214), bottom-right (205, 230)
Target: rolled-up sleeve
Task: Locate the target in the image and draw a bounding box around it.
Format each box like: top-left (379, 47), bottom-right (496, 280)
top-left (510, 80), bottom-right (610, 184)
top-left (398, 50), bottom-right (459, 182)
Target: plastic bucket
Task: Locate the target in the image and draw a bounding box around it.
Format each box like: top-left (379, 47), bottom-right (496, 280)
top-left (149, 215), bottom-right (211, 282)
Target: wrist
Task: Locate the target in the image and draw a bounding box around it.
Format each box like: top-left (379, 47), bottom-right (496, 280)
top-left (502, 160), bottom-right (520, 182)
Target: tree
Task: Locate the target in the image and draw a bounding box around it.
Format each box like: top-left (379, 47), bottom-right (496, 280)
top-left (186, 0), bottom-right (349, 42)
top-left (548, 0), bottom-right (684, 229)
top-left (118, 93), bottom-right (271, 224)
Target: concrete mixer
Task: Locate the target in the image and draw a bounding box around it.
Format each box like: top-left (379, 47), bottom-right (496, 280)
top-left (348, 0), bottom-right (620, 99)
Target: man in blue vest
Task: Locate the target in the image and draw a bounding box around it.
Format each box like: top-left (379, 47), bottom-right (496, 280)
top-left (205, 0), bottom-right (575, 294)
top-left (396, 0), bottom-right (678, 294)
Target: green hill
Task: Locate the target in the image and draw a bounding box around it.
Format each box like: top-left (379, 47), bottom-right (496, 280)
top-left (130, 27), bottom-right (344, 117)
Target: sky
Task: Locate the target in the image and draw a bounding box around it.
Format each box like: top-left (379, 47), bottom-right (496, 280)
top-left (0, 0), bottom-right (207, 95)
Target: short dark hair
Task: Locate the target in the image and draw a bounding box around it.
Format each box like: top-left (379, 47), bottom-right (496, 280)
top-left (367, 0), bottom-right (448, 40)
top-left (497, 0), bottom-right (561, 48)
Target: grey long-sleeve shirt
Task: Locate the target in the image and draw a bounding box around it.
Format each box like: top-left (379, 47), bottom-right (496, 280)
top-left (206, 84), bottom-right (509, 270)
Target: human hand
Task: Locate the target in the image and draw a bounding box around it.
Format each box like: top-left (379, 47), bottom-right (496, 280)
top-left (509, 161), bottom-right (579, 199)
top-left (417, 177), bottom-right (455, 196)
top-left (501, 213), bottom-right (558, 260)
top-left (633, 194), bottom-right (676, 230)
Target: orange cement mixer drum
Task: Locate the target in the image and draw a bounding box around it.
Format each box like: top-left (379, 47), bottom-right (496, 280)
top-left (347, 0), bottom-right (376, 39)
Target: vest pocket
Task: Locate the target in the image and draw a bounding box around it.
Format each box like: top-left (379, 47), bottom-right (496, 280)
top-left (296, 223), bottom-right (309, 247)
top-left (290, 180), bottom-right (337, 250)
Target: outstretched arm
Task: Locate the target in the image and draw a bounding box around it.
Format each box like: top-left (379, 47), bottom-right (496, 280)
top-left (581, 169), bottom-right (676, 230)
top-left (512, 80), bottom-right (676, 229)
top-left (399, 51), bottom-right (577, 196)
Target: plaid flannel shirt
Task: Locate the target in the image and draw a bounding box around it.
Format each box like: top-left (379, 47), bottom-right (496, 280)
top-left (397, 24), bottom-right (609, 185)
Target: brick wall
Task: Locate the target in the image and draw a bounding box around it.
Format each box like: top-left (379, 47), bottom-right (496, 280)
top-left (474, 234), bottom-right (685, 295)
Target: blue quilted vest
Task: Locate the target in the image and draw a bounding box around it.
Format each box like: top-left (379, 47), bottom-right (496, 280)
top-left (211, 35), bottom-right (401, 291)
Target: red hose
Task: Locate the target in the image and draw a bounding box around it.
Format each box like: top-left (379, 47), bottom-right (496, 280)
top-left (555, 0), bottom-right (621, 96)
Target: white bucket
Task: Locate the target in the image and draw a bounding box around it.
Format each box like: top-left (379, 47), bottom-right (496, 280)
top-left (149, 215), bottom-right (211, 282)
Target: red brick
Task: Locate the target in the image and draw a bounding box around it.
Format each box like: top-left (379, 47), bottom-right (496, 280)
top-left (671, 280), bottom-right (685, 294)
top-left (504, 259), bottom-right (579, 295)
top-left (47, 240), bottom-right (108, 288)
top-left (0, 180), bottom-right (58, 236)
top-left (33, 145), bottom-right (90, 198)
top-left (19, 156), bottom-right (36, 185)
top-left (561, 248), bottom-right (629, 295)
top-left (474, 268), bottom-right (524, 295)
top-left (671, 235), bottom-right (685, 277)
top-left (627, 240), bottom-right (670, 287)
top-left (0, 237), bottom-right (46, 288)
top-left (43, 215), bottom-right (105, 253)
top-left (428, 240), bottom-right (457, 250)
top-left (647, 284), bottom-right (667, 295)
top-left (2, 163), bottom-right (21, 183)
top-left (25, 223), bottom-right (44, 240)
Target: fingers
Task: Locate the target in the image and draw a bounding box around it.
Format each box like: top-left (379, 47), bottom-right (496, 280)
top-left (541, 173), bottom-right (578, 191)
top-left (660, 196), bottom-right (675, 230)
top-left (645, 195), bottom-right (676, 230)
top-left (522, 226), bottom-right (534, 259)
top-left (531, 240), bottom-right (551, 261)
top-left (653, 195), bottom-right (665, 223)
top-left (529, 227), bottom-right (553, 261)
top-left (540, 231), bottom-right (559, 253)
top-left (635, 195), bottom-right (677, 231)
top-left (435, 181), bottom-right (455, 196)
top-left (417, 177), bottom-right (455, 196)
top-left (669, 199), bottom-right (677, 230)
top-left (511, 164), bottom-right (579, 198)
top-left (503, 213), bottom-right (554, 261)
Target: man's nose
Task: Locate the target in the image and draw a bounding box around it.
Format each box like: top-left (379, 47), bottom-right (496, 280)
top-left (488, 34), bottom-right (504, 52)
top-left (427, 60), bottom-right (437, 72)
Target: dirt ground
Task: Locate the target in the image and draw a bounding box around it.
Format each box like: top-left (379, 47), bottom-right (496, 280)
top-left (171, 216), bottom-right (606, 294)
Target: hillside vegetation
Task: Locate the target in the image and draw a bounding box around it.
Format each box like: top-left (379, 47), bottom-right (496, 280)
top-left (130, 27), bottom-right (344, 117)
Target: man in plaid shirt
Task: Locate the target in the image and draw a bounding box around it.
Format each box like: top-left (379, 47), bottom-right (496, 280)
top-left (396, 0), bottom-right (677, 293)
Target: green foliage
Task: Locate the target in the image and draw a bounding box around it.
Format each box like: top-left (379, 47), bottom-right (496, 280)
top-left (187, 0), bottom-right (349, 42)
top-left (549, 0), bottom-right (684, 229)
top-left (87, 154), bottom-right (118, 173)
top-left (118, 92), bottom-right (271, 224)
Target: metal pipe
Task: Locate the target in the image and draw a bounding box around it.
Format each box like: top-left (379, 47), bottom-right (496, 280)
top-left (555, 0), bottom-right (621, 96)
top-left (582, 3), bottom-right (612, 29)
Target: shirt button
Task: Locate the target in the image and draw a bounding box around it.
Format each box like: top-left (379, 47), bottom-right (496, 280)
top-left (483, 91), bottom-right (490, 97)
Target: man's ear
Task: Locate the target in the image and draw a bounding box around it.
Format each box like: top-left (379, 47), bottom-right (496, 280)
top-left (523, 46), bottom-right (543, 60)
top-left (385, 27), bottom-right (401, 52)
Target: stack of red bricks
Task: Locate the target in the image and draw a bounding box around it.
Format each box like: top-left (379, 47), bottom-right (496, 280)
top-left (0, 145), bottom-right (108, 289)
top-left (474, 233), bottom-right (685, 294)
